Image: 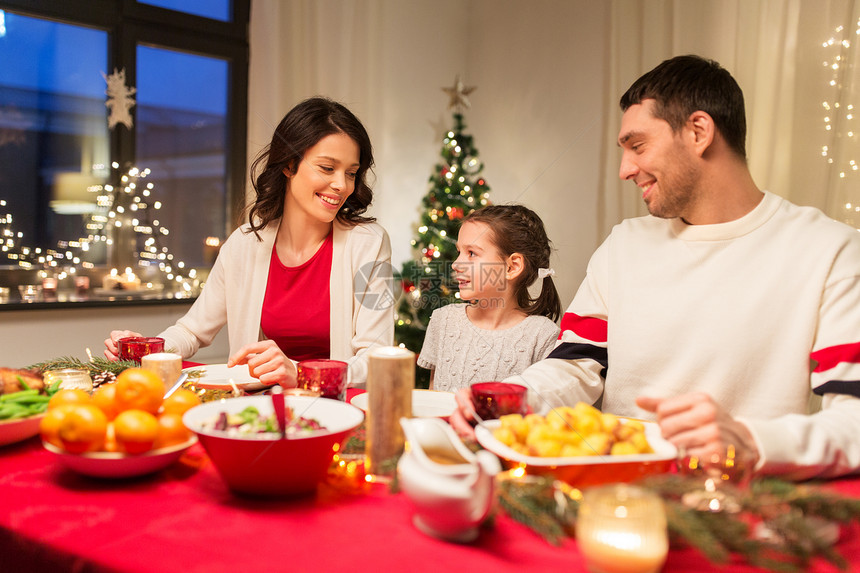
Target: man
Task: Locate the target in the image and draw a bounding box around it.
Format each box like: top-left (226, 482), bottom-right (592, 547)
top-left (452, 55), bottom-right (860, 479)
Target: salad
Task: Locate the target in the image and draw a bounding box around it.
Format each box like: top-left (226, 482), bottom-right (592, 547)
top-left (204, 406), bottom-right (325, 438)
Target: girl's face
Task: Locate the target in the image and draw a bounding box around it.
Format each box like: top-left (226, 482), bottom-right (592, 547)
top-left (452, 220), bottom-right (509, 302)
top-left (284, 132), bottom-right (360, 224)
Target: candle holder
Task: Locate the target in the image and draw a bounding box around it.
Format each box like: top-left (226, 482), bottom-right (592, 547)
top-left (296, 359), bottom-right (348, 401)
top-left (678, 444), bottom-right (753, 513)
top-left (576, 483), bottom-right (668, 573)
top-left (43, 368), bottom-right (94, 392)
top-left (470, 382), bottom-right (527, 420)
top-left (117, 336), bottom-right (165, 363)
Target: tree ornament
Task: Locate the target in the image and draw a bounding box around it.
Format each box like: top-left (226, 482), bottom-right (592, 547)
top-left (442, 75), bottom-right (476, 112)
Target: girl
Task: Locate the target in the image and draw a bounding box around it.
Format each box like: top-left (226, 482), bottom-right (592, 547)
top-left (418, 204), bottom-right (561, 392)
top-left (106, 97), bottom-right (394, 387)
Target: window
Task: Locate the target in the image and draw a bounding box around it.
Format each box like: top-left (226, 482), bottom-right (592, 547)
top-left (0, 0), bottom-right (249, 299)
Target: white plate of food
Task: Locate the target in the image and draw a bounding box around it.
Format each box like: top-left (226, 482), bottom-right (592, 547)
top-left (475, 414), bottom-right (677, 487)
top-left (185, 363), bottom-right (267, 392)
top-left (43, 437), bottom-right (197, 478)
top-left (350, 390), bottom-right (457, 418)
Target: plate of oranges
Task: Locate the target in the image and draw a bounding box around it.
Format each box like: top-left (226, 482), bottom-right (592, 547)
top-left (40, 368), bottom-right (201, 478)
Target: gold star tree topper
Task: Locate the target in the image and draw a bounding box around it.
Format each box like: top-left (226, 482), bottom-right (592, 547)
top-left (442, 75), bottom-right (476, 112)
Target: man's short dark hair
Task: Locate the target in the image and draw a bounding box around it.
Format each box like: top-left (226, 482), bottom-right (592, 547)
top-left (620, 55), bottom-right (747, 159)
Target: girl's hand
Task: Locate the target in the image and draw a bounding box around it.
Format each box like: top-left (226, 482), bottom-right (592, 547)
top-left (104, 330), bottom-right (143, 361)
top-left (449, 388), bottom-right (477, 440)
top-left (228, 340), bottom-right (298, 388)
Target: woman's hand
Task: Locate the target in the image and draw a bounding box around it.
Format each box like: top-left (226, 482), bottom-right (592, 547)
top-left (448, 388), bottom-right (478, 440)
top-left (104, 330), bottom-right (143, 361)
top-left (228, 340), bottom-right (298, 388)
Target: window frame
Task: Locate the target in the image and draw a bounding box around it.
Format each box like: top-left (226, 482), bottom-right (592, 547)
top-left (0, 0), bottom-right (250, 250)
top-left (0, 0), bottom-right (249, 309)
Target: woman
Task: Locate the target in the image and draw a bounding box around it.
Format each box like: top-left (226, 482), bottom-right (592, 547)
top-left (105, 97), bottom-right (394, 387)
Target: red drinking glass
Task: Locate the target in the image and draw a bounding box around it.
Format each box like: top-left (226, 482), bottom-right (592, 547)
top-left (470, 382), bottom-right (528, 420)
top-left (297, 359), bottom-right (348, 401)
top-left (117, 336), bottom-right (165, 363)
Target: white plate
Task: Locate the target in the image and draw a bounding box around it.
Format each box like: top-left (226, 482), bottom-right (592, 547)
top-left (43, 437), bottom-right (197, 478)
top-left (475, 419), bottom-right (677, 466)
top-left (0, 414), bottom-right (45, 447)
top-left (185, 363), bottom-right (267, 391)
top-left (350, 390), bottom-right (457, 418)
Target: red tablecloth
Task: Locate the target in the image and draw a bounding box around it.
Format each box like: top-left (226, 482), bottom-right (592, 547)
top-left (1, 432), bottom-right (859, 573)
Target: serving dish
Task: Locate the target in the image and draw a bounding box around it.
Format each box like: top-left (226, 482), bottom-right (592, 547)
top-left (0, 414), bottom-right (46, 447)
top-left (475, 419), bottom-right (677, 488)
top-left (183, 395), bottom-right (364, 496)
top-left (350, 389), bottom-right (457, 418)
top-left (43, 437), bottom-right (197, 478)
top-left (185, 363), bottom-right (267, 391)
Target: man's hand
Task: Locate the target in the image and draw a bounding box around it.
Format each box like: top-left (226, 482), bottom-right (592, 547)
top-left (636, 392), bottom-right (759, 468)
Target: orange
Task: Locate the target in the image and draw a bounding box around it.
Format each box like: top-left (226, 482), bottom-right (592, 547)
top-left (104, 422), bottom-right (118, 453)
top-left (57, 404), bottom-right (108, 454)
top-left (48, 388), bottom-right (92, 410)
top-left (92, 383), bottom-right (120, 420)
top-left (154, 412), bottom-right (192, 449)
top-left (160, 389), bottom-right (201, 416)
top-left (115, 368), bottom-right (164, 415)
top-left (113, 409), bottom-right (159, 454)
top-left (40, 404), bottom-right (76, 448)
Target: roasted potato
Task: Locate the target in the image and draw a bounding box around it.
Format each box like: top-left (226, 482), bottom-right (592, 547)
top-left (492, 402), bottom-right (653, 458)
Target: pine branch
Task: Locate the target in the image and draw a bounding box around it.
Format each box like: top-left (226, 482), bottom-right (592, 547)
top-left (497, 478), bottom-right (568, 545)
top-left (498, 473), bottom-right (860, 570)
top-left (28, 356), bottom-right (138, 375)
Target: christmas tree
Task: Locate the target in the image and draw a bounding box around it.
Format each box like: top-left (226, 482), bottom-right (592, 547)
top-left (395, 77), bottom-right (491, 387)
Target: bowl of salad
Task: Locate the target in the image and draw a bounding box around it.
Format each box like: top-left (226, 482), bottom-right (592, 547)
top-left (183, 395), bottom-right (364, 496)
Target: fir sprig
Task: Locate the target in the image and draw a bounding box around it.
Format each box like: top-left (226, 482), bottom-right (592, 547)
top-left (28, 356), bottom-right (138, 376)
top-left (498, 473), bottom-right (860, 571)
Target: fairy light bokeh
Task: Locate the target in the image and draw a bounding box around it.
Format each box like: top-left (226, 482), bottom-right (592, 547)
top-left (821, 17), bottom-right (860, 228)
top-left (0, 163), bottom-right (197, 294)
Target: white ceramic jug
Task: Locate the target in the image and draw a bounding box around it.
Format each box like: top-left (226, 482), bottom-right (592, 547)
top-left (397, 417), bottom-right (502, 542)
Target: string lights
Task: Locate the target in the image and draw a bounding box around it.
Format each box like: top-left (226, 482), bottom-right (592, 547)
top-left (820, 17), bottom-right (860, 226)
top-left (0, 163), bottom-right (197, 295)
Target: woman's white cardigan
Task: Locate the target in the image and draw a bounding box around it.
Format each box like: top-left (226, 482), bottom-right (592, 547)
top-left (158, 219), bottom-right (394, 386)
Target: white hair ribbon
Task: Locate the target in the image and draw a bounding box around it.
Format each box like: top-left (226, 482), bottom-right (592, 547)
top-left (537, 267), bottom-right (555, 279)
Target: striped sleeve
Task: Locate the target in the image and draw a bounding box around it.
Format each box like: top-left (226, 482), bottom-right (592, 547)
top-left (547, 312), bottom-right (609, 379)
top-left (811, 342), bottom-right (860, 398)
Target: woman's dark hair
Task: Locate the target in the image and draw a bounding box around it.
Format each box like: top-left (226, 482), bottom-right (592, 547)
top-left (246, 97), bottom-right (375, 237)
top-left (620, 55), bottom-right (747, 159)
top-left (464, 204), bottom-right (562, 322)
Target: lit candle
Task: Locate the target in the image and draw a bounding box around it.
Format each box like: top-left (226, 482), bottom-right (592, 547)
top-left (576, 484), bottom-right (668, 573)
top-left (41, 276), bottom-right (58, 295)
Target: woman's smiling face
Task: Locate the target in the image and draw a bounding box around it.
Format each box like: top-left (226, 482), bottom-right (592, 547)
top-left (284, 132), bottom-right (360, 224)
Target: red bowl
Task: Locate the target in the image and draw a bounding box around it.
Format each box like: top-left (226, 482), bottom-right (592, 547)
top-left (183, 395), bottom-right (364, 496)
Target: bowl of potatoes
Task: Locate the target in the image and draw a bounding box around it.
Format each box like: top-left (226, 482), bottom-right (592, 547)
top-left (474, 402), bottom-right (677, 488)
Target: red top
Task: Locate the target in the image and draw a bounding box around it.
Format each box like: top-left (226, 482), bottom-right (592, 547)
top-left (261, 232), bottom-right (332, 361)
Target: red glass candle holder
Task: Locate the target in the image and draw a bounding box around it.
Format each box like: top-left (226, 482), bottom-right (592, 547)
top-left (297, 359), bottom-right (348, 401)
top-left (117, 336), bottom-right (165, 363)
top-left (470, 382), bottom-right (528, 420)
